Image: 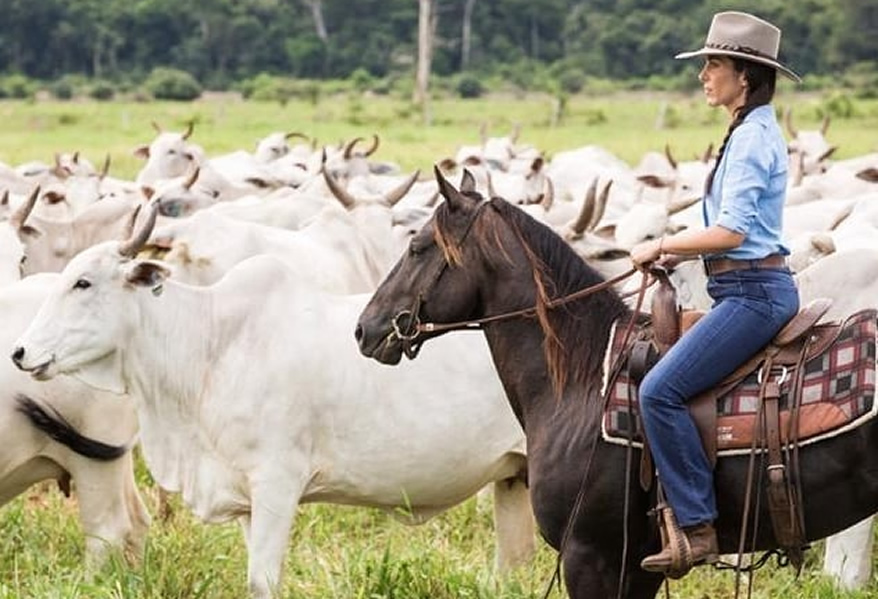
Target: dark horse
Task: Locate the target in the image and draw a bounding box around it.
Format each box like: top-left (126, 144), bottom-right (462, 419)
top-left (355, 167), bottom-right (878, 598)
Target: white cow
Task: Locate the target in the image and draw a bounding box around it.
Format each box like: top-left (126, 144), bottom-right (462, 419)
top-left (12, 208), bottom-right (533, 598)
top-left (0, 273), bottom-right (149, 566)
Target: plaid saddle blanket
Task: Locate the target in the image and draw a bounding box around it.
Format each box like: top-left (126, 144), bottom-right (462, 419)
top-left (602, 309), bottom-right (878, 455)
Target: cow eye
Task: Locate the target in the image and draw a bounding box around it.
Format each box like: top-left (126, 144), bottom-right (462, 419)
top-left (73, 279), bottom-right (91, 290)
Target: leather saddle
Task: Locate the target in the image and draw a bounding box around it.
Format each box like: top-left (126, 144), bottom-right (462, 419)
top-left (631, 268), bottom-right (840, 567)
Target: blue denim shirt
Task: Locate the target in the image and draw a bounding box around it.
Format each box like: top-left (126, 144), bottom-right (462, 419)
top-left (702, 104), bottom-right (790, 261)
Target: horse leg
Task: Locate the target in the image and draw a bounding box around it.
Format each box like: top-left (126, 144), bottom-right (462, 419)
top-left (562, 541), bottom-right (663, 599)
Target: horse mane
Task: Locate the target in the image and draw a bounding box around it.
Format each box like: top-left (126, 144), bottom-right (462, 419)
top-left (437, 196), bottom-right (630, 398)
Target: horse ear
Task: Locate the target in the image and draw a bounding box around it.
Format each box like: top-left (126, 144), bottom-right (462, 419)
top-left (459, 169), bottom-right (477, 194)
top-left (433, 164), bottom-right (464, 211)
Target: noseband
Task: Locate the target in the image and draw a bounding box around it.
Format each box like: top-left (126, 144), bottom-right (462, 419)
top-left (389, 198), bottom-right (639, 359)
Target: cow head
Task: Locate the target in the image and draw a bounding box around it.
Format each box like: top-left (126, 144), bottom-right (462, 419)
top-left (12, 202), bottom-right (169, 394)
top-left (134, 122), bottom-right (198, 185)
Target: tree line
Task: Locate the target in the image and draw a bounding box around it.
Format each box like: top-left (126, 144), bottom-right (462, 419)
top-left (1, 0), bottom-right (876, 89)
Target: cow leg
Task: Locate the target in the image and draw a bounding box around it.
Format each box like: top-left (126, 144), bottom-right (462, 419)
top-left (492, 475), bottom-right (535, 572)
top-left (241, 477), bottom-right (304, 599)
top-left (73, 452), bottom-right (150, 569)
top-left (823, 516), bottom-right (874, 590)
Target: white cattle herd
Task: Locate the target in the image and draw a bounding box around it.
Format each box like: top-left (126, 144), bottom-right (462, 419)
top-left (1, 113), bottom-right (876, 596)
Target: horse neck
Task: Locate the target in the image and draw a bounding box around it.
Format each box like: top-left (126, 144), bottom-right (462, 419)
top-left (479, 300), bottom-right (617, 438)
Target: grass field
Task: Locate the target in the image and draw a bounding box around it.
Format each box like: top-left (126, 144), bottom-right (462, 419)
top-left (1, 92), bottom-right (877, 598)
top-left (0, 91), bottom-right (875, 180)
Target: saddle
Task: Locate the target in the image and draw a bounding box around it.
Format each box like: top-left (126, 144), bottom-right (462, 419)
top-left (605, 270), bottom-right (878, 569)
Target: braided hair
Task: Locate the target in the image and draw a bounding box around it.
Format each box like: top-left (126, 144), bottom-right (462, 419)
top-left (704, 57), bottom-right (777, 195)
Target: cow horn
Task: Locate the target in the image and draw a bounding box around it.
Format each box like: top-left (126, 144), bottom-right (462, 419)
top-left (784, 108), bottom-right (797, 138)
top-left (571, 178), bottom-right (598, 235)
top-left (479, 122), bottom-right (488, 145)
top-left (590, 180), bottom-right (612, 230)
top-left (540, 177), bottom-right (554, 211)
top-left (122, 205), bottom-right (142, 240)
top-left (364, 134), bottom-right (380, 157)
top-left (384, 170), bottom-right (420, 207)
top-left (284, 132), bottom-right (309, 142)
top-left (702, 142), bottom-right (714, 163)
top-left (510, 123), bottom-right (521, 144)
top-left (182, 166), bottom-right (201, 190)
top-left (322, 169), bottom-right (357, 209)
top-left (151, 121), bottom-right (163, 134)
top-left (818, 146), bottom-right (837, 163)
top-left (118, 202), bottom-right (158, 258)
top-left (9, 186), bottom-right (40, 230)
top-left (664, 143), bottom-right (678, 170)
top-left (821, 115), bottom-right (831, 135)
top-left (99, 153), bottom-right (112, 179)
top-left (182, 121), bottom-right (195, 140)
top-left (343, 137), bottom-right (364, 159)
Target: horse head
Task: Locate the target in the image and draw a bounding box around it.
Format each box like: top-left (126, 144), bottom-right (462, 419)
top-left (356, 166), bottom-right (491, 364)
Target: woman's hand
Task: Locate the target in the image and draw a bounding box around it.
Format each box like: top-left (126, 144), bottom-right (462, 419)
top-left (630, 238), bottom-right (663, 269)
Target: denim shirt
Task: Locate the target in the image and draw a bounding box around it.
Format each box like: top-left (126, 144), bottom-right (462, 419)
top-left (702, 104), bottom-right (790, 261)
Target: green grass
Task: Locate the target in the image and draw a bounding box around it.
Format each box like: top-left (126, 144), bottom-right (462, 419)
top-left (1, 91), bottom-right (875, 181)
top-left (1, 92), bottom-right (877, 597)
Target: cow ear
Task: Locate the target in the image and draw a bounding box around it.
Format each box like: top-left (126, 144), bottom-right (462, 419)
top-left (133, 145), bottom-right (150, 159)
top-left (637, 174), bottom-right (671, 189)
top-left (17, 225), bottom-right (42, 240)
top-left (125, 260), bottom-right (171, 288)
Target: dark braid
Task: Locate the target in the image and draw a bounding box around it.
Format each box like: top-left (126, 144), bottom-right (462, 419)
top-left (704, 58), bottom-right (777, 195)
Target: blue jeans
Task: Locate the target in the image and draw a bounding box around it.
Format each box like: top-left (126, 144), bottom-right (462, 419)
top-left (638, 266), bottom-right (800, 527)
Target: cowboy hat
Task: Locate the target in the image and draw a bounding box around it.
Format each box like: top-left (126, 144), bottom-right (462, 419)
top-left (676, 11), bottom-right (801, 83)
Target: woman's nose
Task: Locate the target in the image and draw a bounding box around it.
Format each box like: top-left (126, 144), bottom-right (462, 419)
top-left (698, 66), bottom-right (708, 82)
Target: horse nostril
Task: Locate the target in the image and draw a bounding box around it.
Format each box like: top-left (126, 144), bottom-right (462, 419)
top-left (354, 324), bottom-right (363, 343)
top-left (11, 346), bottom-right (24, 366)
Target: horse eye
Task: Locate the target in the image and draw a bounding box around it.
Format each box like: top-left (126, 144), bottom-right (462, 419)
top-left (73, 279), bottom-right (91, 290)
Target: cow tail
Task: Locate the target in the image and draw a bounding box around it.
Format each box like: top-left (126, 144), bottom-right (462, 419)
top-left (15, 394), bottom-right (128, 461)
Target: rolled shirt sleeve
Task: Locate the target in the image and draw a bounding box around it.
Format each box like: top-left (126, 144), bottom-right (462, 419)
top-left (715, 123), bottom-right (771, 235)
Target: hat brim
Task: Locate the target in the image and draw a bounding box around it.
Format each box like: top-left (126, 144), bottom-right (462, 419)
top-left (675, 48), bottom-right (801, 83)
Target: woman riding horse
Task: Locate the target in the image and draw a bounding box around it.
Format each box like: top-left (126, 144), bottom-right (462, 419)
top-left (629, 11), bottom-right (801, 576)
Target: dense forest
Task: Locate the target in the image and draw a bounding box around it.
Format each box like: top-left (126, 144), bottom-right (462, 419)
top-left (1, 0), bottom-right (876, 89)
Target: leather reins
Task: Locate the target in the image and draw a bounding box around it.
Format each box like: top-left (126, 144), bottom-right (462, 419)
top-left (389, 201), bottom-right (641, 357)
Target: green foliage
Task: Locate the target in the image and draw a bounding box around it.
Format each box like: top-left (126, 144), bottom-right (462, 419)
top-left (50, 75), bottom-right (86, 100)
top-left (350, 68), bottom-right (375, 93)
top-left (0, 74), bottom-right (36, 100)
top-left (456, 74), bottom-right (484, 99)
top-left (819, 92), bottom-right (857, 119)
top-left (144, 68), bottom-right (202, 101)
top-left (558, 69), bottom-right (586, 94)
top-left (0, 1), bottom-right (873, 95)
top-left (89, 80), bottom-right (116, 101)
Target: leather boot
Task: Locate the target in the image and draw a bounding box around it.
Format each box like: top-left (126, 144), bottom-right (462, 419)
top-left (641, 522), bottom-right (719, 578)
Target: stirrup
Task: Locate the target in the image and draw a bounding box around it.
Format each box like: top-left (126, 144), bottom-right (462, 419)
top-left (657, 501), bottom-right (693, 579)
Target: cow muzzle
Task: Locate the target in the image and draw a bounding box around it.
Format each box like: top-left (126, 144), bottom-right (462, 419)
top-left (11, 346), bottom-right (56, 380)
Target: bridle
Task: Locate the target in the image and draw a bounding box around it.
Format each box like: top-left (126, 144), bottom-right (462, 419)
top-left (389, 197), bottom-right (640, 359)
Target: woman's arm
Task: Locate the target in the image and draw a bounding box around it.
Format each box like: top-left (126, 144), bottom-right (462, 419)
top-left (630, 225), bottom-right (745, 268)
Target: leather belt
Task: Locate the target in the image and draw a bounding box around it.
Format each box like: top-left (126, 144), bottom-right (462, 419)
top-left (703, 254), bottom-right (787, 277)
